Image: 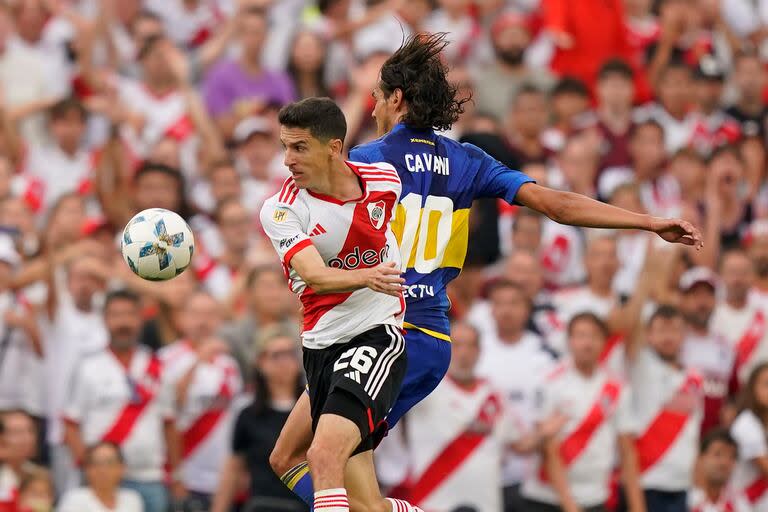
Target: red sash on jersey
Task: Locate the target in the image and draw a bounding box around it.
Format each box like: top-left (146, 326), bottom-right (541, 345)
top-left (744, 477), bottom-right (768, 504)
top-left (599, 334), bottom-right (623, 365)
top-left (165, 115), bottom-right (195, 142)
top-left (101, 356), bottom-right (162, 445)
top-left (635, 372), bottom-right (701, 473)
top-left (182, 366), bottom-right (236, 459)
top-left (539, 379), bottom-right (621, 482)
top-left (407, 392), bottom-right (502, 505)
top-left (734, 311), bottom-right (767, 375)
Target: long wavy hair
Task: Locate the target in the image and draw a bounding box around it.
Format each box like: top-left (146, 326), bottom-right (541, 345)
top-left (379, 32), bottom-right (469, 132)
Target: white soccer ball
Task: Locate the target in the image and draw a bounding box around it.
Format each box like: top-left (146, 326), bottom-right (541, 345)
top-left (121, 208), bottom-right (194, 281)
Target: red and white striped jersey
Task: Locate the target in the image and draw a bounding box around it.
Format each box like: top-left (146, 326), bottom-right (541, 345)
top-left (682, 332), bottom-right (735, 433)
top-left (63, 347), bottom-right (173, 482)
top-left (522, 362), bottom-right (635, 508)
top-left (259, 161), bottom-right (404, 349)
top-left (688, 486), bottom-right (753, 512)
top-left (731, 410), bottom-right (768, 510)
top-left (158, 341), bottom-right (242, 494)
top-left (14, 143), bottom-right (96, 213)
top-left (117, 79), bottom-right (195, 155)
top-left (405, 377), bottom-right (514, 512)
top-left (630, 348), bottom-right (703, 491)
top-left (712, 302), bottom-right (768, 388)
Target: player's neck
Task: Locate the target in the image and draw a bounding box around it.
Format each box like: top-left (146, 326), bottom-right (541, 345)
top-left (311, 161), bottom-right (362, 201)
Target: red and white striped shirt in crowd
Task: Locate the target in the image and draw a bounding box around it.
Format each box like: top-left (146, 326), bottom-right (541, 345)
top-left (404, 376), bottom-right (514, 512)
top-left (731, 410), bottom-right (768, 510)
top-left (688, 486), bottom-right (752, 512)
top-left (159, 341), bottom-right (242, 495)
top-left (630, 348), bottom-right (703, 492)
top-left (63, 346), bottom-right (173, 482)
top-left (260, 161), bottom-right (404, 349)
top-left (682, 332), bottom-right (735, 434)
top-left (522, 361), bottom-right (635, 508)
top-left (0, 466), bottom-right (18, 512)
top-left (712, 301), bottom-right (768, 390)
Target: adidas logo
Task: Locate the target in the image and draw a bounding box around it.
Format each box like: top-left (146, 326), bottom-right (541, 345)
top-left (344, 370), bottom-right (361, 384)
top-left (309, 224), bottom-right (327, 237)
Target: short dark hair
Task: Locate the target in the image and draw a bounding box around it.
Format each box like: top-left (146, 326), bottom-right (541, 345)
top-left (278, 97), bottom-right (347, 143)
top-left (552, 77), bottom-right (590, 98)
top-left (598, 58), bottom-right (635, 81)
top-left (137, 33), bottom-right (166, 60)
top-left (738, 362), bottom-right (768, 416)
top-left (104, 289), bottom-right (141, 310)
top-left (648, 304), bottom-right (684, 327)
top-left (707, 144), bottom-right (743, 166)
top-left (487, 279), bottom-right (532, 311)
top-left (659, 62), bottom-right (692, 83)
top-left (379, 33), bottom-right (468, 131)
top-left (513, 83), bottom-right (545, 104)
top-left (50, 97), bottom-right (87, 122)
top-left (567, 312), bottom-right (609, 339)
top-left (630, 119), bottom-right (665, 139)
top-left (700, 427), bottom-right (738, 455)
top-left (84, 441), bottom-right (125, 466)
top-left (512, 208), bottom-right (544, 232)
top-left (246, 264), bottom-right (283, 288)
top-left (134, 161), bottom-right (184, 185)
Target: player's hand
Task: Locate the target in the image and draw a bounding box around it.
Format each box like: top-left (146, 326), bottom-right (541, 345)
top-left (363, 262), bottom-right (405, 297)
top-left (650, 217), bottom-right (703, 249)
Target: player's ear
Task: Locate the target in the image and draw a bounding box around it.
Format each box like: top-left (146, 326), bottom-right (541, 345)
top-left (328, 137), bottom-right (343, 157)
top-left (391, 88), bottom-right (404, 109)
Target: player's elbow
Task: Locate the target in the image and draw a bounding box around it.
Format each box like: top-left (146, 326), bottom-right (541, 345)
top-left (541, 190), bottom-right (578, 225)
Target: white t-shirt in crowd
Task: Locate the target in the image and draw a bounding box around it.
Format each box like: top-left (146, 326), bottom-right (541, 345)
top-left (63, 347), bottom-right (173, 482)
top-left (630, 348), bottom-right (703, 491)
top-left (731, 409), bottom-right (768, 510)
top-left (406, 376), bottom-right (516, 512)
top-left (687, 486), bottom-right (753, 512)
top-left (523, 362), bottom-right (635, 507)
top-left (57, 487), bottom-right (144, 512)
top-left (712, 301), bottom-right (768, 387)
top-left (475, 330), bottom-right (555, 485)
top-left (159, 341), bottom-right (242, 494)
top-left (550, 286), bottom-right (618, 355)
top-left (42, 290), bottom-right (107, 444)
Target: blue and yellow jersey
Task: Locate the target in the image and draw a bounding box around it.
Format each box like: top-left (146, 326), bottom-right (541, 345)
top-left (349, 123), bottom-right (534, 340)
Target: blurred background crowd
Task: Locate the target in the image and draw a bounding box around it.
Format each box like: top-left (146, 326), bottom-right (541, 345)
top-left (4, 0), bottom-right (768, 511)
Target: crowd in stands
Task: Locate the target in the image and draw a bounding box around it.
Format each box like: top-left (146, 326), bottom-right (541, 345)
top-left (4, 0), bottom-right (768, 511)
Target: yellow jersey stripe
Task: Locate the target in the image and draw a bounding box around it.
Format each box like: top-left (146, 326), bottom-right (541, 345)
top-left (403, 322), bottom-right (452, 342)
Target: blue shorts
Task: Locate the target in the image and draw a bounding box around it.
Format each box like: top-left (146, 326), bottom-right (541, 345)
top-left (386, 328), bottom-right (452, 428)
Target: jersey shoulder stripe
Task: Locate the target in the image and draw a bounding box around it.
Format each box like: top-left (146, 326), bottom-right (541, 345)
top-left (278, 177), bottom-right (299, 205)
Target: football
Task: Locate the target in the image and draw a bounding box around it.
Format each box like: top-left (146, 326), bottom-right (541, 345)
top-left (120, 208), bottom-right (194, 281)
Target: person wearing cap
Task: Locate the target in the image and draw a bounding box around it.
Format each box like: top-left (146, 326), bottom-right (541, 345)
top-left (471, 10), bottom-right (555, 123)
top-left (233, 116), bottom-right (284, 215)
top-left (689, 55), bottom-right (742, 157)
top-left (679, 266), bottom-right (735, 434)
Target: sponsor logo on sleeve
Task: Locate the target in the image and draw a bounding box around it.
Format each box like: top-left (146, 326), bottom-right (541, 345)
top-left (280, 234), bottom-right (300, 249)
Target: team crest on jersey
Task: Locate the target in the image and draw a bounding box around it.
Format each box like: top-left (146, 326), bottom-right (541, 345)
top-left (367, 201), bottom-right (386, 230)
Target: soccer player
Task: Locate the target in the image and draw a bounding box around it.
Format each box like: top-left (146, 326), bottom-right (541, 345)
top-left (268, 33), bottom-right (703, 512)
top-left (259, 97), bottom-right (422, 512)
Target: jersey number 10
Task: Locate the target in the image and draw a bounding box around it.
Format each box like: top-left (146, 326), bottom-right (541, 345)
top-left (397, 193), bottom-right (455, 274)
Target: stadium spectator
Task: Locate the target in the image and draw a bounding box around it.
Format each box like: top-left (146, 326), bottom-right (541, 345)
top-left (712, 249), bottom-right (766, 393)
top-left (212, 329), bottom-right (304, 512)
top-left (404, 321), bottom-right (564, 512)
top-left (731, 363), bottom-right (768, 510)
top-left (521, 313), bottom-right (645, 512)
top-left (57, 442), bottom-right (143, 512)
top-left (16, 467), bottom-right (53, 512)
top-left (592, 59), bottom-right (636, 174)
top-left (726, 52), bottom-right (768, 142)
top-left (689, 428), bottom-right (752, 512)
top-left (679, 267), bottom-right (736, 433)
top-left (627, 303), bottom-right (703, 512)
top-left (503, 84), bottom-right (550, 166)
top-left (637, 62), bottom-right (696, 154)
top-left (159, 291), bottom-right (242, 510)
top-left (470, 282), bottom-right (557, 510)
top-left (219, 265), bottom-right (298, 380)
top-left (62, 290), bottom-right (180, 512)
top-left (202, 6), bottom-right (295, 139)
top-left (472, 12), bottom-right (555, 121)
top-left (0, 410), bottom-right (42, 510)
top-left (286, 29), bottom-right (330, 100)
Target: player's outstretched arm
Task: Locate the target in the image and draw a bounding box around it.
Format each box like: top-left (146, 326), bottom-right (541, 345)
top-left (515, 183), bottom-right (703, 248)
top-left (291, 246), bottom-right (404, 296)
